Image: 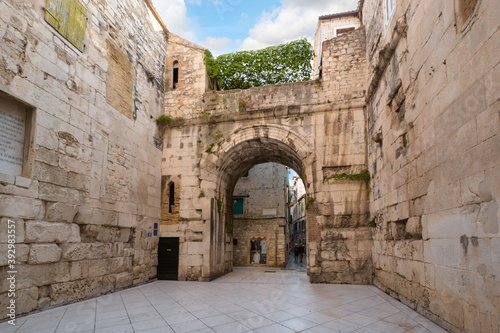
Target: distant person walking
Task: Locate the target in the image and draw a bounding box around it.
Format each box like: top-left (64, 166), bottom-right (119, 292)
top-left (294, 244), bottom-right (299, 263)
top-left (299, 242), bottom-right (304, 263)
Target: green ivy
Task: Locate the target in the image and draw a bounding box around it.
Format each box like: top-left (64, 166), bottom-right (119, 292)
top-left (368, 217), bottom-right (377, 228)
top-left (324, 170), bottom-right (371, 183)
top-left (156, 115), bottom-right (183, 126)
top-left (198, 190), bottom-right (205, 198)
top-left (225, 217), bottom-right (233, 233)
top-left (211, 129), bottom-right (224, 141)
top-left (305, 197), bottom-right (315, 211)
top-left (216, 198), bottom-right (223, 213)
top-left (204, 38), bottom-right (314, 90)
top-left (205, 143), bottom-right (215, 154)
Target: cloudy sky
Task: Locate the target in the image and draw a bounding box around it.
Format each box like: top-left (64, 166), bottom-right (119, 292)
top-left (151, 0), bottom-right (359, 56)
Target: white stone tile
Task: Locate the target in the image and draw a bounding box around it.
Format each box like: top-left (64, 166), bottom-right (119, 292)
top-left (94, 323), bottom-right (134, 333)
top-left (131, 318), bottom-right (169, 331)
top-left (322, 318), bottom-right (364, 332)
top-left (254, 323), bottom-right (296, 333)
top-left (169, 319), bottom-right (209, 333)
top-left (302, 311), bottom-right (338, 324)
top-left (201, 314), bottom-right (235, 327)
top-left (56, 318), bottom-right (95, 332)
top-left (129, 310), bottom-right (163, 323)
top-left (263, 310), bottom-right (296, 322)
top-left (95, 315), bottom-right (130, 329)
top-left (280, 317), bottom-right (318, 331)
top-left (211, 321), bottom-right (253, 333)
top-left (240, 315), bottom-right (275, 329)
top-left (341, 313), bottom-right (379, 326)
top-left (164, 312), bottom-right (198, 325)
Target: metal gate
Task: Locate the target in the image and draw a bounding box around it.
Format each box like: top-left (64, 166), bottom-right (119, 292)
top-left (157, 237), bottom-right (179, 280)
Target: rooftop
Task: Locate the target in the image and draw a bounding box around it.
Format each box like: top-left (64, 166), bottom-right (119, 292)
top-left (319, 10), bottom-right (359, 20)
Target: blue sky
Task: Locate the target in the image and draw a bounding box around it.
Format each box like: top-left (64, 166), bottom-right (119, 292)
top-left (151, 0), bottom-right (359, 56)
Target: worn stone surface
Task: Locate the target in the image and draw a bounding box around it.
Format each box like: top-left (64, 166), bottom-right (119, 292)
top-left (0, 0), bottom-right (164, 319)
top-left (45, 202), bottom-right (79, 223)
top-left (0, 0), bottom-right (497, 330)
top-left (232, 163), bottom-right (289, 267)
top-left (28, 244), bottom-right (62, 264)
top-left (25, 221), bottom-right (81, 244)
top-left (160, 27), bottom-right (370, 283)
top-left (362, 0), bottom-right (500, 331)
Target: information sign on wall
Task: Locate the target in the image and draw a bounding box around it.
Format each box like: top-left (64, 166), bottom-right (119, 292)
top-left (0, 103), bottom-right (26, 176)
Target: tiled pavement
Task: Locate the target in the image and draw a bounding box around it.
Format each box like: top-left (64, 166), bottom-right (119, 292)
top-left (1, 265), bottom-right (446, 333)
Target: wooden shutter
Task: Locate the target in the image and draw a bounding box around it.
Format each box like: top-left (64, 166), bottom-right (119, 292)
top-left (45, 0), bottom-right (87, 52)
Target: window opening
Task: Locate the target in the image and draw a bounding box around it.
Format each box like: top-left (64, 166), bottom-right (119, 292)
top-left (233, 198), bottom-right (244, 215)
top-left (385, 0), bottom-right (395, 25)
top-left (336, 27), bottom-right (355, 37)
top-left (172, 61), bottom-right (179, 89)
top-left (168, 182), bottom-right (175, 213)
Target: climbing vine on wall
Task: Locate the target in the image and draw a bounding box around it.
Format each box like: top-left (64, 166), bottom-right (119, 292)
top-left (204, 38), bottom-right (314, 90)
top-left (323, 170), bottom-right (371, 183)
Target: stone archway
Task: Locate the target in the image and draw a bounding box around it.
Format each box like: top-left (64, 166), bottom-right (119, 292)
top-left (198, 124), bottom-right (314, 279)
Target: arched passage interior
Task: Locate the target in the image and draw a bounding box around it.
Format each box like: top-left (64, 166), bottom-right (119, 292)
top-left (202, 132), bottom-right (314, 279)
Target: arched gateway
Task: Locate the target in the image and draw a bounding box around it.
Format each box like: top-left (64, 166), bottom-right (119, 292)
top-left (159, 28), bottom-right (372, 283)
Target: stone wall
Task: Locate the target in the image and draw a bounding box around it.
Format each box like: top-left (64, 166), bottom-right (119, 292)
top-left (0, 0), bottom-right (166, 318)
top-left (314, 13), bottom-right (361, 78)
top-left (160, 27), bottom-right (372, 284)
top-left (164, 33), bottom-right (208, 118)
top-left (232, 163), bottom-right (288, 267)
top-left (361, 0), bottom-right (500, 331)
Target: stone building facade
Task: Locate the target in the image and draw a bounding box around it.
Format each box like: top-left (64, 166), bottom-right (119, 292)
top-left (0, 0), bottom-right (166, 317)
top-left (0, 0), bottom-right (498, 331)
top-left (313, 11), bottom-right (361, 79)
top-left (290, 173), bottom-right (306, 245)
top-left (361, 0), bottom-right (500, 331)
top-left (232, 163), bottom-right (289, 267)
top-left (159, 25), bottom-right (370, 284)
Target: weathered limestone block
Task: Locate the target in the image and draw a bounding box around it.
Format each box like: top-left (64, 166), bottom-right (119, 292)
top-left (15, 176), bottom-right (32, 188)
top-left (38, 183), bottom-right (84, 204)
top-left (406, 217), bottom-right (422, 238)
top-left (25, 221), bottom-right (81, 243)
top-left (0, 195), bottom-right (44, 220)
top-left (61, 243), bottom-right (116, 261)
top-left (74, 206), bottom-right (119, 226)
top-left (45, 202), bottom-right (79, 223)
top-left (33, 162), bottom-right (68, 186)
top-left (16, 263), bottom-right (70, 290)
top-left (10, 287), bottom-right (39, 316)
top-left (70, 261), bottom-right (89, 280)
top-left (28, 244), bottom-right (62, 264)
top-left (88, 257), bottom-right (131, 278)
top-left (115, 272), bottom-right (134, 289)
top-left (0, 180), bottom-right (39, 198)
top-left (0, 218), bottom-right (24, 243)
top-left (50, 276), bottom-right (115, 304)
top-left (16, 244), bottom-right (30, 263)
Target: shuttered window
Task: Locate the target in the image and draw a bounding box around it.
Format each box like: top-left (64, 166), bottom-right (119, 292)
top-left (233, 198), bottom-right (244, 215)
top-left (45, 0), bottom-right (87, 52)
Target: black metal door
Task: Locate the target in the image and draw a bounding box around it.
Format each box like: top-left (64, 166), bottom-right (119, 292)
top-left (157, 237), bottom-right (179, 280)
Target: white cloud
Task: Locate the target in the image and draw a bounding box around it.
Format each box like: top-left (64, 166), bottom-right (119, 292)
top-left (151, 0), bottom-right (196, 41)
top-left (239, 0), bottom-right (359, 51)
top-left (203, 36), bottom-right (233, 55)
